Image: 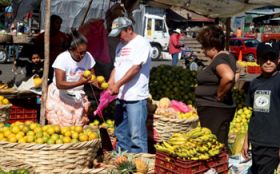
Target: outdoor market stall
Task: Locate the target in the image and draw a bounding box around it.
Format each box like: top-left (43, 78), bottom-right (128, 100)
top-left (1, 0), bottom-right (280, 174)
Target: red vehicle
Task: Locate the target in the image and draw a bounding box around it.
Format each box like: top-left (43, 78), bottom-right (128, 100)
top-left (229, 38), bottom-right (259, 61)
top-left (262, 33), bottom-right (280, 42)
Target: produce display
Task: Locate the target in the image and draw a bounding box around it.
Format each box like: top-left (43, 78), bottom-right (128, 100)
top-left (0, 121), bottom-right (99, 144)
top-left (232, 88), bottom-right (246, 107)
top-left (0, 96), bottom-right (10, 106)
top-left (108, 150), bottom-right (149, 174)
top-left (90, 119), bottom-right (114, 135)
top-left (0, 168), bottom-right (30, 174)
top-left (229, 106), bottom-right (252, 135)
top-left (154, 97), bottom-right (198, 120)
top-left (83, 70), bottom-right (109, 90)
top-left (149, 65), bottom-right (197, 105)
top-left (155, 127), bottom-right (224, 160)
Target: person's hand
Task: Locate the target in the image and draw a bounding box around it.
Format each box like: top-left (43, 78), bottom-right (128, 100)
top-left (81, 116), bottom-right (89, 125)
top-left (109, 83), bottom-right (120, 95)
top-left (79, 74), bottom-right (91, 84)
top-left (241, 136), bottom-right (250, 160)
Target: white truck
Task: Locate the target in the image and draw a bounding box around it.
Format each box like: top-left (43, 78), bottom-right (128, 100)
top-left (133, 5), bottom-right (170, 60)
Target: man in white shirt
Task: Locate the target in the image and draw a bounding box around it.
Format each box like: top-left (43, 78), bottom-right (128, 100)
top-left (108, 17), bottom-right (151, 153)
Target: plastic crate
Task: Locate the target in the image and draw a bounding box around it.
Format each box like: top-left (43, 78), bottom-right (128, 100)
top-left (9, 105), bottom-right (37, 120)
top-left (155, 151), bottom-right (228, 174)
top-left (9, 118), bottom-right (37, 124)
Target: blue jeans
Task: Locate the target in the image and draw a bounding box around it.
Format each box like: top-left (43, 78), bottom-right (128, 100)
top-left (114, 99), bottom-right (148, 153)
top-left (171, 53), bottom-right (179, 66)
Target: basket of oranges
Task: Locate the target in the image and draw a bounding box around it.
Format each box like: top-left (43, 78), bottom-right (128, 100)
top-left (0, 96), bottom-right (12, 123)
top-left (0, 122), bottom-right (101, 173)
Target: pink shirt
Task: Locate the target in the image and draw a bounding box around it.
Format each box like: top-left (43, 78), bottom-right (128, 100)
top-left (168, 33), bottom-right (181, 54)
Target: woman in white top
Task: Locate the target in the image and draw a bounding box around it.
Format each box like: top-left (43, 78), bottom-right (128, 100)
top-left (46, 29), bottom-right (96, 126)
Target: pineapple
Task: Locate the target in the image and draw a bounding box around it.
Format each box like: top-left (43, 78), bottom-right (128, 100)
top-left (116, 161), bottom-right (136, 174)
top-left (115, 156), bottom-right (128, 166)
top-left (133, 158), bottom-right (148, 174)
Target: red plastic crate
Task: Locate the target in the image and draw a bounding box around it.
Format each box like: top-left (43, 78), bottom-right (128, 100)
top-left (9, 118), bottom-right (37, 124)
top-left (155, 151), bottom-right (228, 174)
top-left (9, 105), bottom-right (37, 120)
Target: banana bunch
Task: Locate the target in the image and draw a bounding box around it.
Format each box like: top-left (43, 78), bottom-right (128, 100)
top-left (178, 111), bottom-right (198, 120)
top-left (0, 83), bottom-right (9, 90)
top-left (155, 127), bottom-right (224, 161)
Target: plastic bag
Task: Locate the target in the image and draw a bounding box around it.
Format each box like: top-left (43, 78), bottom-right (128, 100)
top-left (94, 90), bottom-right (116, 117)
top-left (170, 100), bottom-right (190, 113)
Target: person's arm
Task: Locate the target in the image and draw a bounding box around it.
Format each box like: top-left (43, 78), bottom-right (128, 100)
top-left (110, 65), bottom-right (141, 95)
top-left (55, 68), bottom-right (90, 90)
top-left (241, 133), bottom-right (250, 160)
top-left (216, 64), bottom-right (235, 101)
top-left (235, 62), bottom-right (241, 82)
top-left (108, 68), bottom-right (116, 87)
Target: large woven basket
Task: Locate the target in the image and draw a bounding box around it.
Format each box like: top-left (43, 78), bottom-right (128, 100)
top-left (0, 34), bottom-right (12, 43)
top-left (0, 139), bottom-right (101, 174)
top-left (0, 104), bottom-right (12, 123)
top-left (0, 158), bottom-right (36, 174)
top-left (12, 34), bottom-right (33, 44)
top-left (153, 116), bottom-right (199, 142)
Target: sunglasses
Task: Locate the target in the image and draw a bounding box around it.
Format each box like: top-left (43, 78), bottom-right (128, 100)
top-left (259, 56), bottom-right (278, 63)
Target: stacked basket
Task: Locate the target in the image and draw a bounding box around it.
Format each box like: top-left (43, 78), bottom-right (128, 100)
top-left (0, 139), bottom-right (101, 173)
top-left (0, 34), bottom-right (12, 43)
top-left (153, 115), bottom-right (199, 142)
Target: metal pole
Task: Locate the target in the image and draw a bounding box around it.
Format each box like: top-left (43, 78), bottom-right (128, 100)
top-left (81, 0), bottom-right (94, 25)
top-left (225, 17), bottom-right (231, 51)
top-left (40, 0), bottom-right (51, 125)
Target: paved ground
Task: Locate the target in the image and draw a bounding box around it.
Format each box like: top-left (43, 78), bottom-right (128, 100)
top-left (0, 59), bottom-right (185, 84)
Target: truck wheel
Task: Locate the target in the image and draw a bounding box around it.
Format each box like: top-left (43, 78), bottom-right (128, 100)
top-left (150, 44), bottom-right (162, 60)
top-left (0, 49), bottom-right (7, 63)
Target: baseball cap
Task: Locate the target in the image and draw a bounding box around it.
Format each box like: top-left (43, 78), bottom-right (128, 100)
top-left (257, 42), bottom-right (279, 61)
top-left (108, 17), bottom-right (133, 37)
top-left (174, 28), bottom-right (181, 33)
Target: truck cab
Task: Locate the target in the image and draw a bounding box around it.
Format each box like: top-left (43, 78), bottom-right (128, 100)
top-left (133, 5), bottom-right (170, 60)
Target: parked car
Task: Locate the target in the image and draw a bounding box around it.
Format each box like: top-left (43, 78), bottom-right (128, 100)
top-left (229, 38), bottom-right (259, 61)
top-left (262, 33), bottom-right (280, 42)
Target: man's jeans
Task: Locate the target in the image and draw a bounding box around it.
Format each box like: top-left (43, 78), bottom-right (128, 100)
top-left (171, 53), bottom-right (179, 66)
top-left (114, 99), bottom-right (148, 153)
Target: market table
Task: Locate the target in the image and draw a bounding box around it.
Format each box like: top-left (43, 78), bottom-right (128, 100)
top-left (0, 89), bottom-right (37, 99)
top-left (235, 73), bottom-right (259, 90)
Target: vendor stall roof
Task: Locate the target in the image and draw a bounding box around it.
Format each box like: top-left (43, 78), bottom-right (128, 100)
top-left (168, 7), bottom-right (214, 22)
top-left (148, 0), bottom-right (280, 18)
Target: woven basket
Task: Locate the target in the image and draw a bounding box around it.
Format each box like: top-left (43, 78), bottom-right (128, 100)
top-left (0, 158), bottom-right (36, 174)
top-left (0, 104), bottom-right (12, 123)
top-left (12, 34), bottom-right (33, 44)
top-left (153, 116), bottom-right (199, 142)
top-left (0, 34), bottom-right (12, 43)
top-left (0, 139), bottom-right (101, 174)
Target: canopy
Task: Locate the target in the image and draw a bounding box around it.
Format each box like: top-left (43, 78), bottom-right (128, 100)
top-left (147, 0), bottom-right (280, 18)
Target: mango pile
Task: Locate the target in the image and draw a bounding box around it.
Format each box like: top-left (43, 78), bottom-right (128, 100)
top-left (155, 127), bottom-right (224, 160)
top-left (149, 65), bottom-right (197, 105)
top-left (0, 121), bottom-right (99, 144)
top-left (0, 168), bottom-right (29, 174)
top-left (232, 89), bottom-right (246, 107)
top-left (229, 106), bottom-right (252, 134)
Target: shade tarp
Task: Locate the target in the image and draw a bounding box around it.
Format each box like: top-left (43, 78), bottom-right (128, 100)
top-left (149, 0), bottom-right (280, 18)
top-left (168, 7), bottom-right (214, 22)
